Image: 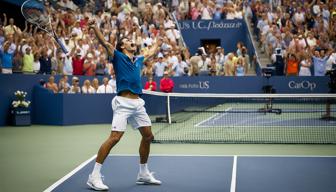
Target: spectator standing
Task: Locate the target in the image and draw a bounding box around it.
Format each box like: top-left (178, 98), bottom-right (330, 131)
top-left (144, 76), bottom-right (157, 91)
top-left (72, 51), bottom-right (85, 76)
top-left (33, 52), bottom-right (41, 74)
top-left (174, 54), bottom-right (189, 76)
top-left (285, 53), bottom-right (299, 76)
top-left (96, 55), bottom-right (106, 76)
top-left (0, 41), bottom-right (14, 74)
top-left (39, 50), bottom-right (53, 74)
top-left (160, 71), bottom-right (174, 93)
top-left (63, 54), bottom-right (73, 75)
top-left (224, 53), bottom-right (235, 76)
top-left (22, 47), bottom-right (34, 74)
top-left (153, 53), bottom-right (167, 77)
top-left (312, 49), bottom-right (330, 76)
top-left (83, 53), bottom-right (96, 76)
top-left (3, 16), bottom-right (21, 36)
top-left (299, 55), bottom-right (312, 76)
top-left (235, 57), bottom-right (245, 76)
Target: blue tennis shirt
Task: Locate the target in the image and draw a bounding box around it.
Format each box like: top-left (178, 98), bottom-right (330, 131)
top-left (111, 50), bottom-right (144, 95)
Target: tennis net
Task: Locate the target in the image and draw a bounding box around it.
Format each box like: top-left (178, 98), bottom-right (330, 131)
top-left (142, 90), bottom-right (336, 144)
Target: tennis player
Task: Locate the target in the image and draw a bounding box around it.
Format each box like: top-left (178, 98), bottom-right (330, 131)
top-left (86, 20), bottom-right (162, 191)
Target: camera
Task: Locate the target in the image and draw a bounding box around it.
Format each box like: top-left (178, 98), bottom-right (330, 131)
top-left (262, 66), bottom-right (276, 93)
top-left (262, 66), bottom-right (275, 78)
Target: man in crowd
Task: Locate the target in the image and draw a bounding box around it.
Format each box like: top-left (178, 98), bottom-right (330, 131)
top-left (160, 71), bottom-right (174, 93)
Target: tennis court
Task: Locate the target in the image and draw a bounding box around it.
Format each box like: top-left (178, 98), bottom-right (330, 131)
top-left (1, 125), bottom-right (336, 192)
top-left (195, 104), bottom-right (336, 128)
top-left (45, 155), bottom-right (336, 192)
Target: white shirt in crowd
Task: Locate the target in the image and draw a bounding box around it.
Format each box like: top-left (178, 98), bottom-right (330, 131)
top-left (166, 29), bottom-right (180, 43)
top-left (299, 59), bottom-right (312, 76)
top-left (72, 27), bottom-right (83, 37)
top-left (168, 55), bottom-right (179, 66)
top-left (33, 60), bottom-right (40, 73)
top-left (68, 86), bottom-right (82, 94)
top-left (326, 53), bottom-right (336, 71)
top-left (63, 56), bottom-right (73, 75)
top-left (201, 6), bottom-right (212, 20)
top-left (108, 78), bottom-right (117, 93)
top-left (154, 61), bottom-right (168, 77)
top-left (82, 86), bottom-right (96, 94)
top-left (174, 61), bottom-right (189, 76)
top-left (313, 5), bottom-right (321, 16)
top-left (97, 84), bottom-right (114, 94)
top-left (306, 37), bottom-right (317, 48)
top-left (198, 58), bottom-right (211, 72)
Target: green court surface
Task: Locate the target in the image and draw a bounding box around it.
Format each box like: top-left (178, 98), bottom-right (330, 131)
top-left (0, 125), bottom-right (336, 192)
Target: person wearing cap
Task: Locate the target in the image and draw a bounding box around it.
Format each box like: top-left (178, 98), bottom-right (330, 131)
top-left (159, 71), bottom-right (174, 93)
top-left (68, 76), bottom-right (81, 94)
top-left (153, 52), bottom-right (167, 77)
top-left (87, 19), bottom-right (162, 191)
top-left (83, 53), bottom-right (96, 76)
top-left (71, 50), bottom-right (85, 76)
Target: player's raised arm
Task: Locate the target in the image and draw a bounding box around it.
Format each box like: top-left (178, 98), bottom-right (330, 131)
top-left (88, 20), bottom-right (114, 57)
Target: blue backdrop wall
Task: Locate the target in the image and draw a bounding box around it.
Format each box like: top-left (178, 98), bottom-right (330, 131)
top-left (0, 74), bottom-right (331, 126)
top-left (179, 19), bottom-right (254, 56)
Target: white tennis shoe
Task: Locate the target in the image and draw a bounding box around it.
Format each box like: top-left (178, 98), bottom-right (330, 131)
top-left (87, 174), bottom-right (109, 191)
top-left (136, 172), bottom-right (162, 185)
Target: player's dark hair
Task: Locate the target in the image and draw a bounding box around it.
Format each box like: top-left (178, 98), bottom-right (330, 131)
top-left (116, 37), bottom-right (128, 52)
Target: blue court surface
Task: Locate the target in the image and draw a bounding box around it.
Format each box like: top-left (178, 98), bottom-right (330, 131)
top-left (45, 155), bottom-right (336, 192)
top-left (195, 112), bottom-right (336, 127)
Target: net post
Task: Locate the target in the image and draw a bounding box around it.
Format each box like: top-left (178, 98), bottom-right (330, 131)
top-left (167, 94), bottom-right (172, 124)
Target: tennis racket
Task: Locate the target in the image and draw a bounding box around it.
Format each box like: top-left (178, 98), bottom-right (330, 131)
top-left (21, 0), bottom-right (68, 53)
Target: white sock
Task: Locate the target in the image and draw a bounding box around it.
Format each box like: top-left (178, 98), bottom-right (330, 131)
top-left (92, 162), bottom-right (102, 176)
top-left (140, 163), bottom-right (149, 174)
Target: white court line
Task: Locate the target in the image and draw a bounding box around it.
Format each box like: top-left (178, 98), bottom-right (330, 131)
top-left (230, 155), bottom-right (237, 192)
top-left (43, 155), bottom-right (97, 192)
top-left (109, 154), bottom-right (336, 158)
top-left (194, 107), bottom-right (232, 127)
top-left (43, 154), bottom-right (336, 191)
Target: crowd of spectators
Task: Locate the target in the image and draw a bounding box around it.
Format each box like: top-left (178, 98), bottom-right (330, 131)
top-left (43, 73), bottom-right (175, 93)
top-left (1, 0), bottom-right (334, 78)
top-left (0, 0), bottom-right (254, 79)
top-left (42, 75), bottom-right (117, 94)
top-left (249, 0), bottom-right (336, 76)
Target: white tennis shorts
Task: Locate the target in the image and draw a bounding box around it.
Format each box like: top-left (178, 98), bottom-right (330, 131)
top-left (111, 96), bottom-right (152, 132)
